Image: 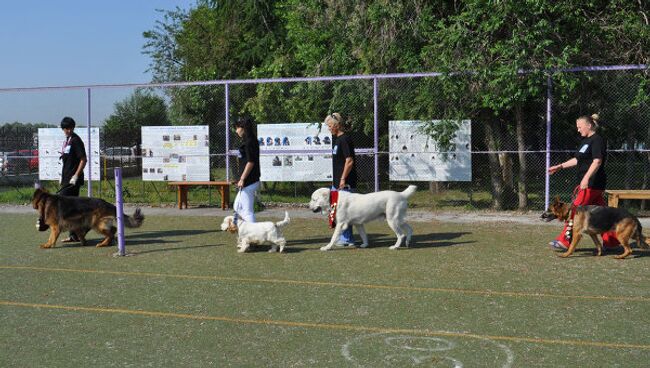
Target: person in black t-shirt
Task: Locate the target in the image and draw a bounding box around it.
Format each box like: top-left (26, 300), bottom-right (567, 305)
top-left (547, 114), bottom-right (619, 251)
top-left (325, 112), bottom-right (358, 246)
top-left (59, 116), bottom-right (87, 242)
top-left (233, 117), bottom-right (261, 222)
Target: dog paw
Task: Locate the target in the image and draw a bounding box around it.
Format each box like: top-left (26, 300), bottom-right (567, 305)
top-left (40, 243), bottom-right (52, 249)
top-left (558, 252), bottom-right (571, 258)
top-left (320, 246), bottom-right (332, 251)
top-left (359, 243), bottom-right (369, 248)
top-left (389, 245), bottom-right (400, 250)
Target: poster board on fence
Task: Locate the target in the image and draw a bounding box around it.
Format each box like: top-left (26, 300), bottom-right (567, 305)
top-left (38, 128), bottom-right (101, 181)
top-left (389, 120), bottom-right (471, 181)
top-left (141, 125), bottom-right (210, 181)
top-left (257, 123), bottom-right (333, 182)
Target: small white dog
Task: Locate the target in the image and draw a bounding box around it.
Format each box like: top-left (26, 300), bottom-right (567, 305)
top-left (220, 212), bottom-right (290, 253)
top-left (309, 186), bottom-right (417, 251)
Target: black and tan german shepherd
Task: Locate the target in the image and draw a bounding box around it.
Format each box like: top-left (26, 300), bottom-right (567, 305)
top-left (32, 188), bottom-right (144, 248)
top-left (542, 196), bottom-right (650, 259)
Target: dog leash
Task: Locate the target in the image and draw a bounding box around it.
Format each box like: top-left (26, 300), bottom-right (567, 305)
top-left (233, 186), bottom-right (243, 227)
top-left (56, 183), bottom-right (74, 194)
top-left (563, 185), bottom-right (582, 242)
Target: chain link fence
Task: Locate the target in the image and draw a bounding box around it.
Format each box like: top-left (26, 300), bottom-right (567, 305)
top-left (1, 66), bottom-right (648, 211)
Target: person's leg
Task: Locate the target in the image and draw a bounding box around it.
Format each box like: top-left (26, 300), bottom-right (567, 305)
top-left (236, 181), bottom-right (259, 223)
top-left (552, 188), bottom-right (587, 248)
top-left (59, 182), bottom-right (82, 242)
top-left (589, 189), bottom-right (620, 248)
top-left (338, 186), bottom-right (354, 245)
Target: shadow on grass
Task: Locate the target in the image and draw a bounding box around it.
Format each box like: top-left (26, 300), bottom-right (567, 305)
top-left (287, 232), bottom-right (474, 250)
top-left (567, 247), bottom-right (650, 259)
top-left (132, 243), bottom-right (220, 255)
top-left (371, 231), bottom-right (473, 249)
top-left (129, 229), bottom-right (218, 239)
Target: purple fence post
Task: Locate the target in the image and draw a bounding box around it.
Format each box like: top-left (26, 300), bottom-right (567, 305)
top-left (114, 167), bottom-right (126, 256)
top-left (225, 83), bottom-right (230, 182)
top-left (373, 78), bottom-right (379, 192)
top-left (544, 75), bottom-right (553, 210)
top-left (87, 88), bottom-right (92, 197)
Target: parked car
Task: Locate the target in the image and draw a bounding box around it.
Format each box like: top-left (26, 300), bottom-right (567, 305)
top-left (101, 146), bottom-right (137, 167)
top-left (3, 149), bottom-right (38, 174)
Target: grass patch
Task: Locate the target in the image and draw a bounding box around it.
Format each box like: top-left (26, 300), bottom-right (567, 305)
top-left (1, 212), bottom-right (650, 366)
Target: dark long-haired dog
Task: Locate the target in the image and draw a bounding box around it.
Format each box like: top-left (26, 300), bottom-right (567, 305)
top-left (542, 196), bottom-right (650, 259)
top-left (32, 188), bottom-right (144, 248)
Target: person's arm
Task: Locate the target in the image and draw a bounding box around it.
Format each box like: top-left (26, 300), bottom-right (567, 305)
top-left (580, 159), bottom-right (602, 189)
top-left (339, 157), bottom-right (354, 189)
top-left (237, 162), bottom-right (255, 188)
top-left (548, 158), bottom-right (577, 174)
top-left (70, 138), bottom-right (86, 185)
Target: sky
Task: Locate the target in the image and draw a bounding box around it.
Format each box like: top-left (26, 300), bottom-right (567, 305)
top-left (0, 0), bottom-right (196, 125)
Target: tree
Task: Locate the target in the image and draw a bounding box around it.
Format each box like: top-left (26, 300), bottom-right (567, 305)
top-left (419, 0), bottom-right (649, 209)
top-left (103, 90), bottom-right (170, 149)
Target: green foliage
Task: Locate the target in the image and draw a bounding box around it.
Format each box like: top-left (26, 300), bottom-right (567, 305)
top-left (103, 90), bottom-right (170, 147)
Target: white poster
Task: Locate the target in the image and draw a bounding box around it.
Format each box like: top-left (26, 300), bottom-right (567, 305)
top-left (389, 120), bottom-right (471, 181)
top-left (38, 128), bottom-right (101, 181)
top-left (257, 123), bottom-right (333, 182)
top-left (141, 125), bottom-right (210, 181)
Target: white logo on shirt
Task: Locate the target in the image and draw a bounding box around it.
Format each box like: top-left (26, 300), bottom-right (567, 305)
top-left (579, 144), bottom-right (589, 153)
top-left (332, 145), bottom-right (338, 155)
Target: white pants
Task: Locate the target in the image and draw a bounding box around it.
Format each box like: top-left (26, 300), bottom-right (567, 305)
top-left (233, 181), bottom-right (260, 223)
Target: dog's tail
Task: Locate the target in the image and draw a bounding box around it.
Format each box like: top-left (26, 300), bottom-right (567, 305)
top-left (401, 185), bottom-right (417, 198)
top-left (275, 211), bottom-right (290, 228)
top-left (634, 219), bottom-right (650, 249)
top-left (124, 208), bottom-right (145, 228)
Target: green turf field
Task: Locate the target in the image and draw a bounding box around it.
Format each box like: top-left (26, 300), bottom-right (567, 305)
top-left (1, 212), bottom-right (649, 367)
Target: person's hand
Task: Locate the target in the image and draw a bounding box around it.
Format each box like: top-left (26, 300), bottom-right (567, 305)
top-left (548, 164), bottom-right (562, 175)
top-left (338, 179), bottom-right (346, 190)
top-left (579, 177), bottom-right (589, 190)
top-left (237, 179), bottom-right (245, 189)
top-left (69, 175), bottom-right (78, 185)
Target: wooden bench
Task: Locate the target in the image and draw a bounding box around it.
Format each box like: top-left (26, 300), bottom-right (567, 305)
top-left (168, 181), bottom-right (231, 210)
top-left (605, 190), bottom-right (650, 208)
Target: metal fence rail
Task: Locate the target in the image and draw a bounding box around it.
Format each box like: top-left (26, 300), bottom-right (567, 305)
top-left (1, 65), bottom-right (648, 210)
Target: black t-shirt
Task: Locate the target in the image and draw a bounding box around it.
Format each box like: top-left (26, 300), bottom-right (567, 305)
top-left (61, 132), bottom-right (86, 184)
top-left (238, 136), bottom-right (260, 187)
top-left (332, 134), bottom-right (357, 188)
top-left (575, 133), bottom-right (607, 190)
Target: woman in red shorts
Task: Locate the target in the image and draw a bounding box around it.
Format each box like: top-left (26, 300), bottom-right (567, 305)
top-left (547, 114), bottom-right (619, 251)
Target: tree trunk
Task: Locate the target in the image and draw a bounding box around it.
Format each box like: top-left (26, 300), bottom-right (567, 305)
top-left (515, 106), bottom-right (528, 210)
top-left (483, 119), bottom-right (507, 210)
top-left (484, 117), bottom-right (517, 210)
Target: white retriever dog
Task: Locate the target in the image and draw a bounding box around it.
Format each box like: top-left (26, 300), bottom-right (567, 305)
top-left (309, 185), bottom-right (417, 251)
top-left (220, 212), bottom-right (290, 253)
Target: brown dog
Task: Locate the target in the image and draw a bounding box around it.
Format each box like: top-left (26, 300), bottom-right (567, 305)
top-left (32, 188), bottom-right (144, 248)
top-left (542, 196), bottom-right (650, 259)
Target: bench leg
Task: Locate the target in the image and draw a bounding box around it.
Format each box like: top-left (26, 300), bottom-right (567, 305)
top-left (219, 186), bottom-right (230, 210)
top-left (177, 187), bottom-right (183, 209)
top-left (182, 187), bottom-right (188, 209)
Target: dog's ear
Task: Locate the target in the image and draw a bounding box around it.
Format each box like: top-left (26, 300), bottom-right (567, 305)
top-left (553, 196), bottom-right (561, 205)
top-left (227, 219), bottom-right (238, 233)
top-left (32, 188), bottom-right (45, 209)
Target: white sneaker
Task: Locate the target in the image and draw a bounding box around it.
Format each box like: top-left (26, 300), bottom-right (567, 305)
top-left (335, 241), bottom-right (355, 247)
